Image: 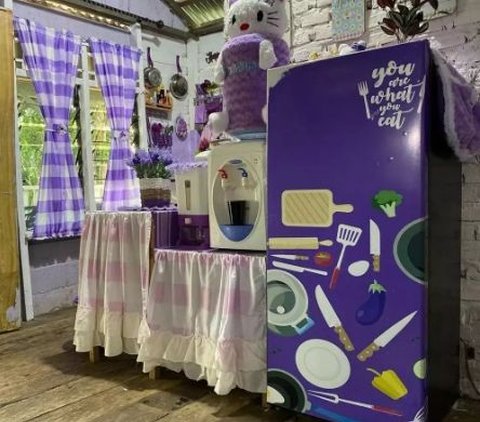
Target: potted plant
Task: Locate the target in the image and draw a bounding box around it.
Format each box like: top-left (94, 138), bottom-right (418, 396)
top-left (127, 148), bottom-right (173, 208)
top-left (378, 0), bottom-right (440, 43)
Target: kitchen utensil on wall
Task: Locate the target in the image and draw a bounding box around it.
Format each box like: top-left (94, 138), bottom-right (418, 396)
top-left (170, 55), bottom-right (188, 100)
top-left (267, 370), bottom-right (358, 422)
top-left (144, 47), bottom-right (161, 89)
top-left (267, 270), bottom-right (314, 336)
top-left (175, 115), bottom-right (188, 141)
top-left (369, 219), bottom-right (381, 272)
top-left (315, 285), bottom-right (354, 351)
top-left (271, 255), bottom-right (309, 261)
top-left (272, 261), bottom-right (328, 277)
top-left (308, 390), bottom-right (402, 417)
top-left (329, 224), bottom-right (362, 289)
top-left (393, 218), bottom-right (426, 285)
top-left (357, 311), bottom-right (418, 361)
top-left (295, 339), bottom-right (351, 389)
top-left (268, 237), bottom-right (333, 249)
top-left (281, 190), bottom-right (353, 227)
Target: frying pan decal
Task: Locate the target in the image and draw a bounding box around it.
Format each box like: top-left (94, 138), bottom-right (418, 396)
top-left (393, 217), bottom-right (426, 285)
top-left (267, 369), bottom-right (359, 422)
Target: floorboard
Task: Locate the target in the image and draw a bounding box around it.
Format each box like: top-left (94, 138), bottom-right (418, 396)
top-left (0, 307), bottom-right (477, 421)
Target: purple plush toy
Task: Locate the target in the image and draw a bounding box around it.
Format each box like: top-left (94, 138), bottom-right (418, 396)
top-left (209, 0), bottom-right (290, 138)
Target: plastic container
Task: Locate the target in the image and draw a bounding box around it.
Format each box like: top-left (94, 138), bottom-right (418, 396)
top-left (175, 165), bottom-right (209, 215)
top-left (219, 224), bottom-right (254, 242)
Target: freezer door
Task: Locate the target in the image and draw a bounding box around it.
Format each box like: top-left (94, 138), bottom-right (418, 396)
top-left (266, 41), bottom-right (430, 422)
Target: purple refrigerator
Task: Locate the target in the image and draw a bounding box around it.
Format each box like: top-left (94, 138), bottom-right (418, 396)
top-left (266, 41), bottom-right (461, 422)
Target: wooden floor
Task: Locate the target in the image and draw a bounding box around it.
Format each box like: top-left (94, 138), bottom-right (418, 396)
top-left (0, 308), bottom-right (478, 422)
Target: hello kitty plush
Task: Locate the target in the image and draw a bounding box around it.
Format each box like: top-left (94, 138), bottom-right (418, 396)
top-left (209, 0), bottom-right (290, 138)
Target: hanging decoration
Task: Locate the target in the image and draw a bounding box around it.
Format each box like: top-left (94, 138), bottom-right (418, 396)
top-left (332, 0), bottom-right (366, 41)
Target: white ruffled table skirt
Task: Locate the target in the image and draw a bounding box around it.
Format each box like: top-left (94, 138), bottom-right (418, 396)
top-left (137, 249), bottom-right (267, 395)
top-left (73, 211), bottom-right (151, 356)
top-left (73, 211), bottom-right (266, 395)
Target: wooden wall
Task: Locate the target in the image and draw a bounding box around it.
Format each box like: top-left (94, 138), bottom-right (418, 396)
top-left (0, 8), bottom-right (21, 332)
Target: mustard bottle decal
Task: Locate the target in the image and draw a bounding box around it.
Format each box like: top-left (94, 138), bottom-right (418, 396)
top-left (367, 368), bottom-right (408, 400)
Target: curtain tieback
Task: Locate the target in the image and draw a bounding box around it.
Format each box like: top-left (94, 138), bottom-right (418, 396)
top-left (112, 130), bottom-right (129, 142)
top-left (45, 123), bottom-right (68, 136)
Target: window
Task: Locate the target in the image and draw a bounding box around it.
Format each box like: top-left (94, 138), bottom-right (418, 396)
top-left (16, 41), bottom-right (141, 228)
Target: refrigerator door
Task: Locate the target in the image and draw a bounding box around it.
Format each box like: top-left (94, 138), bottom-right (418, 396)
top-left (267, 41), bottom-right (429, 421)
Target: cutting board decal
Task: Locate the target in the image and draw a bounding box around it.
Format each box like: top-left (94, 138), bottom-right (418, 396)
top-left (282, 190), bottom-right (354, 227)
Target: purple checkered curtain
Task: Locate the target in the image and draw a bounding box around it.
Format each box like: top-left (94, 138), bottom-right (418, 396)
top-left (14, 18), bottom-right (84, 239)
top-left (89, 39), bottom-right (142, 211)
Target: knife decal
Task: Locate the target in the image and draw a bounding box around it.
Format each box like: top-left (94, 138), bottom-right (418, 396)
top-left (272, 261), bottom-right (328, 276)
top-left (369, 219), bottom-right (381, 272)
top-left (315, 285), bottom-right (354, 352)
top-left (357, 311), bottom-right (417, 361)
top-left (271, 254), bottom-right (309, 261)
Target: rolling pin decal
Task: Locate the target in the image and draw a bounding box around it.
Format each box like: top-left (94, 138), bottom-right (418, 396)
top-left (268, 237), bottom-right (333, 250)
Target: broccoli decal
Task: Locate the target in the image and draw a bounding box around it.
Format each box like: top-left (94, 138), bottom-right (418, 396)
top-left (372, 190), bottom-right (403, 218)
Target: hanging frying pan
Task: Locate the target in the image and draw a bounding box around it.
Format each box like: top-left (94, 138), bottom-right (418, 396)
top-left (144, 47), bottom-right (162, 89)
top-left (267, 370), bottom-right (358, 422)
top-left (170, 55), bottom-right (188, 100)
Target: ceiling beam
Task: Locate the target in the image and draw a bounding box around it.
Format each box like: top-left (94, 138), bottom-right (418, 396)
top-left (191, 18), bottom-right (224, 37)
top-left (161, 0), bottom-right (196, 31)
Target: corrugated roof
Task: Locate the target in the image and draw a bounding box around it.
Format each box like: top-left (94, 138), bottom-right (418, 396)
top-left (181, 0), bottom-right (224, 28)
top-left (165, 0), bottom-right (225, 36)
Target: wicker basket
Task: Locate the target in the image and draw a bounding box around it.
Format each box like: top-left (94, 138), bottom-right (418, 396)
top-left (139, 178), bottom-right (171, 208)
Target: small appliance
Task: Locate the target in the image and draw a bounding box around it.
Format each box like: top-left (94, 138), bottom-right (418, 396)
top-left (170, 158), bottom-right (210, 249)
top-left (208, 140), bottom-right (266, 250)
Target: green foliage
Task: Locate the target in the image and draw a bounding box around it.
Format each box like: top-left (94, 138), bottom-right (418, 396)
top-left (377, 0), bottom-right (440, 42)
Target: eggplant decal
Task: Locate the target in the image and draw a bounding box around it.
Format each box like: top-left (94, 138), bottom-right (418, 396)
top-left (355, 280), bottom-right (386, 325)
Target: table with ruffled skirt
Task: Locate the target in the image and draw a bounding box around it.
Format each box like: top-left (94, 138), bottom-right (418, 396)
top-left (137, 249), bottom-right (267, 396)
top-left (73, 211), bottom-right (151, 356)
top-left (73, 211), bottom-right (266, 396)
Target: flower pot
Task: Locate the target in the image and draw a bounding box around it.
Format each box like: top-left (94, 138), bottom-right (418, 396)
top-left (139, 177), bottom-right (171, 208)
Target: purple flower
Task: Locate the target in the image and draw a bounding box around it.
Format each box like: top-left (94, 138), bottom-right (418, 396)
top-left (158, 149), bottom-right (173, 166)
top-left (137, 149), bottom-right (152, 165)
top-left (126, 147), bottom-right (173, 179)
top-left (149, 148), bottom-right (162, 164)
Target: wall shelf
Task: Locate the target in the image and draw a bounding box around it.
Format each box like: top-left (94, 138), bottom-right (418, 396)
top-left (146, 104), bottom-right (172, 117)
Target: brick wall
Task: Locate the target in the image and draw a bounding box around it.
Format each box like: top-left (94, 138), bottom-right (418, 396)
top-left (289, 0), bottom-right (480, 398)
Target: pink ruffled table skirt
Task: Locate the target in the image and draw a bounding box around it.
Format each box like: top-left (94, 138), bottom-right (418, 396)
top-left (137, 249), bottom-right (267, 395)
top-left (73, 211), bottom-right (266, 395)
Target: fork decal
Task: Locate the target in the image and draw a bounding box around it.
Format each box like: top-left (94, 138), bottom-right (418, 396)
top-left (358, 81), bottom-right (372, 119)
